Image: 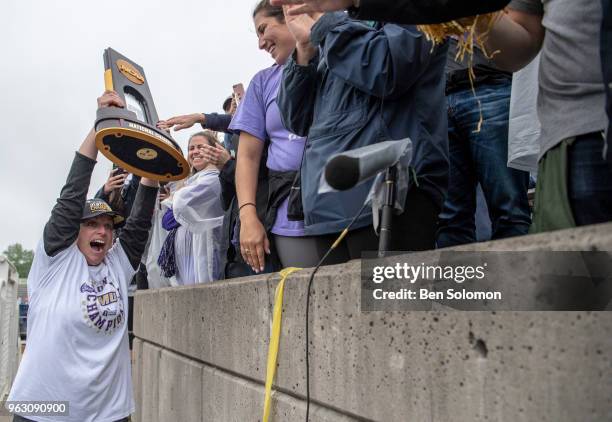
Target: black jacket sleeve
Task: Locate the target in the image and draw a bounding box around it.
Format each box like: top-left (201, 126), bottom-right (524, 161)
top-left (350, 0), bottom-right (511, 24)
top-left (118, 184), bottom-right (158, 270)
top-left (202, 113), bottom-right (235, 134)
top-left (218, 158), bottom-right (237, 211)
top-left (43, 152), bottom-right (96, 257)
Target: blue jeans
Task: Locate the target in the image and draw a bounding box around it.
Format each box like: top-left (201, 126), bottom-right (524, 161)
top-left (437, 80), bottom-right (531, 248)
top-left (475, 183), bottom-right (492, 242)
top-left (568, 132), bottom-right (612, 225)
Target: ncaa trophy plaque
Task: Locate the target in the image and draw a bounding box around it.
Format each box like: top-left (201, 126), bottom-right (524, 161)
top-left (94, 48), bottom-right (189, 181)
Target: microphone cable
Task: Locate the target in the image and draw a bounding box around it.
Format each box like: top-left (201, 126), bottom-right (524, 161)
top-left (305, 199), bottom-right (369, 421)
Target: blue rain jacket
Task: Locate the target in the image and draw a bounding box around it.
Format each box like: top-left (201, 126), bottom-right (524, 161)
top-left (277, 12), bottom-right (449, 236)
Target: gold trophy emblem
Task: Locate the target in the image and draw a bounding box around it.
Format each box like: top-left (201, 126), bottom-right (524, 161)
top-left (95, 48), bottom-right (189, 181)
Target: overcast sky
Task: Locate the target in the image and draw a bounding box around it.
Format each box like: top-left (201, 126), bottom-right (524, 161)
top-left (0, 0), bottom-right (271, 254)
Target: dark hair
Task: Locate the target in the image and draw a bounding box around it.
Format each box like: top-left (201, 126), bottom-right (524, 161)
top-left (252, 0), bottom-right (284, 23)
top-left (222, 96), bottom-right (232, 113)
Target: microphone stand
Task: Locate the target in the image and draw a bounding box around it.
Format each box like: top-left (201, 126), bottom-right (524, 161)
top-left (378, 164), bottom-right (398, 258)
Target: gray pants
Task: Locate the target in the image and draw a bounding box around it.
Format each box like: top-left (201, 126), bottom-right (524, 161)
top-left (273, 224), bottom-right (379, 269)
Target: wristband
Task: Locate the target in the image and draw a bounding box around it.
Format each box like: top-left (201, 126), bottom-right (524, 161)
top-left (239, 202), bottom-right (256, 213)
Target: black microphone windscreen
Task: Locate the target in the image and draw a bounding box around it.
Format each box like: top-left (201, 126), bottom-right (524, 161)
top-left (325, 155), bottom-right (360, 191)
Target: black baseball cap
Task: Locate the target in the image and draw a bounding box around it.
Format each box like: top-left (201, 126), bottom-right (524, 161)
top-left (81, 199), bottom-right (124, 226)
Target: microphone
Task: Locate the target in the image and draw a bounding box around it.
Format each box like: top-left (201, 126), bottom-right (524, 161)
top-left (324, 139), bottom-right (412, 191)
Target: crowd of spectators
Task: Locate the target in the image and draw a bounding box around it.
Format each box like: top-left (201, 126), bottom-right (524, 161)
top-left (137, 0), bottom-right (611, 285)
top-left (9, 1), bottom-right (612, 421)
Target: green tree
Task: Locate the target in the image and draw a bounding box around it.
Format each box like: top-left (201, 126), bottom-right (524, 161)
top-left (3, 243), bottom-right (34, 278)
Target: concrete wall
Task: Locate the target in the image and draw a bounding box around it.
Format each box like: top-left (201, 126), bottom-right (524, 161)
top-left (133, 222), bottom-right (612, 422)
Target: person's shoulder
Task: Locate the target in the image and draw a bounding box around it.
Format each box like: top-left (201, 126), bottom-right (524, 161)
top-left (252, 64), bottom-right (281, 84)
top-left (239, 64), bottom-right (280, 108)
top-left (42, 240), bottom-right (80, 262)
top-left (195, 168), bottom-right (221, 182)
top-left (201, 167), bottom-right (220, 175)
top-left (180, 169), bottom-right (216, 187)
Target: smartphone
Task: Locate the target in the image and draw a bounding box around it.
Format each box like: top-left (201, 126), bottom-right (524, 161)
top-left (158, 182), bottom-right (170, 209)
top-left (112, 164), bottom-right (127, 176)
top-left (232, 83), bottom-right (245, 105)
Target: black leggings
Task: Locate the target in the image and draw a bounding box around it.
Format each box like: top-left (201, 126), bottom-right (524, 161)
top-left (274, 188), bottom-right (439, 268)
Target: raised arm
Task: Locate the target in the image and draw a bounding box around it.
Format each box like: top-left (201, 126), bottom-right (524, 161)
top-left (118, 178), bottom-right (158, 270)
top-left (157, 113), bottom-right (235, 134)
top-left (484, 6), bottom-right (545, 73)
top-left (350, 0), bottom-right (512, 25)
top-left (271, 0), bottom-right (511, 25)
top-left (276, 8), bottom-right (321, 137)
top-left (43, 91), bottom-right (124, 257)
top-left (201, 113), bottom-right (234, 133)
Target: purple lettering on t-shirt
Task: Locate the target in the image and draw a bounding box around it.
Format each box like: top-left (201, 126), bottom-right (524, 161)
top-left (93, 316), bottom-right (105, 329)
top-left (230, 64), bottom-right (306, 237)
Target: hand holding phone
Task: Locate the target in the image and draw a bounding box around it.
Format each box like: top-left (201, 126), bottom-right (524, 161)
top-left (113, 166), bottom-right (127, 176)
top-left (104, 166), bottom-right (128, 195)
top-left (158, 183), bottom-right (171, 207)
top-left (232, 83), bottom-right (245, 106)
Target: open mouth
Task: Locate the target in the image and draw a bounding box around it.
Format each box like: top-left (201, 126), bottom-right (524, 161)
top-left (90, 239), bottom-right (105, 252)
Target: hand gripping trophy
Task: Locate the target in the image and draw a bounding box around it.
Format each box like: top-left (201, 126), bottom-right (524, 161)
top-left (95, 48), bottom-right (189, 181)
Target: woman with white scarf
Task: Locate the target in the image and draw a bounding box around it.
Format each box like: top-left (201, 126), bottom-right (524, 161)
top-left (157, 131), bottom-right (229, 285)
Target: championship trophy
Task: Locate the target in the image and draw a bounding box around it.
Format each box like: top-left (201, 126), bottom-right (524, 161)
top-left (94, 48), bottom-right (189, 181)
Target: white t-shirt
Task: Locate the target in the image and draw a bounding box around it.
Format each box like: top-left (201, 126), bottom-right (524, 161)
top-left (8, 240), bottom-right (136, 422)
